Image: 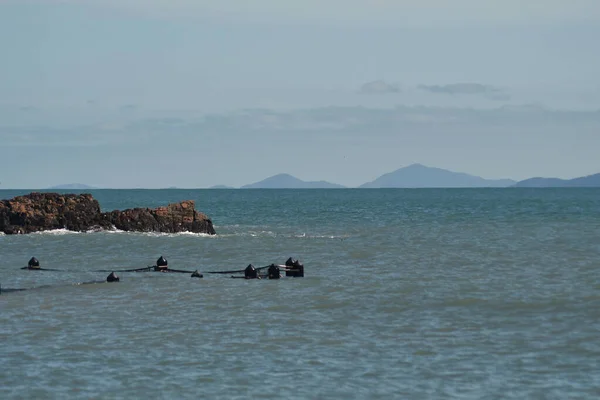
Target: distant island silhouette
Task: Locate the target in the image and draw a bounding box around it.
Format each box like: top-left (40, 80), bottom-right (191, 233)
top-left (215, 164), bottom-right (600, 188)
top-left (358, 163), bottom-right (515, 188)
top-left (37, 165), bottom-right (600, 190)
top-left (241, 173), bottom-right (346, 189)
top-left (230, 164), bottom-right (516, 189)
top-left (512, 173), bottom-right (600, 187)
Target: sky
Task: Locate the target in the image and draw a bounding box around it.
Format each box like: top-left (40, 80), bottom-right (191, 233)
top-left (1, 0), bottom-right (600, 188)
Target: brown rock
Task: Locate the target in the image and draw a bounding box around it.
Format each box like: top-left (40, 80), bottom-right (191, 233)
top-left (0, 192), bottom-right (216, 235)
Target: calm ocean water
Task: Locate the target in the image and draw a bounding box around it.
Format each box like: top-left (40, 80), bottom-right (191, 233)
top-left (1, 188), bottom-right (599, 399)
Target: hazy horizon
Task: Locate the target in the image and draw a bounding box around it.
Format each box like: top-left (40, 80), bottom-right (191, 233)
top-left (2, 160), bottom-right (600, 190)
top-left (1, 1), bottom-right (599, 188)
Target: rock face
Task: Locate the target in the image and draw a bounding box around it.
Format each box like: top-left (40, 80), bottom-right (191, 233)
top-left (0, 192), bottom-right (108, 234)
top-left (103, 201), bottom-right (215, 234)
top-left (0, 192), bottom-right (216, 235)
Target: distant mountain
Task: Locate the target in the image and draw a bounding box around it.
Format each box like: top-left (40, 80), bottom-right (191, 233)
top-left (241, 173), bottom-right (345, 189)
top-left (359, 164), bottom-right (515, 188)
top-left (209, 185), bottom-right (235, 189)
top-left (511, 178), bottom-right (567, 188)
top-left (47, 183), bottom-right (97, 190)
top-left (513, 173), bottom-right (600, 187)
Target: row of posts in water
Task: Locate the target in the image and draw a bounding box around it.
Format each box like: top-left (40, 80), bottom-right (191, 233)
top-left (1, 256), bottom-right (305, 294)
top-left (21, 255), bottom-right (305, 280)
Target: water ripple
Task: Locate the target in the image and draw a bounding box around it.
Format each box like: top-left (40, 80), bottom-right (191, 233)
top-left (2, 188), bottom-right (600, 399)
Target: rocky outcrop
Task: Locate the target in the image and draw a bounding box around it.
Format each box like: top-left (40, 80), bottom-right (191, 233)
top-left (0, 192), bottom-right (109, 234)
top-left (0, 192), bottom-right (216, 235)
top-left (103, 200), bottom-right (215, 234)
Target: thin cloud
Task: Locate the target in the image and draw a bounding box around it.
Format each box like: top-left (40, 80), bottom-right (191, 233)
top-left (418, 83), bottom-right (510, 101)
top-left (358, 80), bottom-right (401, 95)
top-left (1, 125), bottom-right (135, 147)
top-left (4, 105), bottom-right (600, 148)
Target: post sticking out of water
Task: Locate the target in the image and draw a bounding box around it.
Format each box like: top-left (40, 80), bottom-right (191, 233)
top-left (191, 270), bottom-right (203, 278)
top-left (106, 272), bottom-right (120, 282)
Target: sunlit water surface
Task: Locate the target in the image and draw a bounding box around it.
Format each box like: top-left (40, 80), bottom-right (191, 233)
top-left (1, 189), bottom-right (599, 399)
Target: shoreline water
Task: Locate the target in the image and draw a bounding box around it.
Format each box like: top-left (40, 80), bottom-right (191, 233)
top-left (1, 188), bottom-right (599, 398)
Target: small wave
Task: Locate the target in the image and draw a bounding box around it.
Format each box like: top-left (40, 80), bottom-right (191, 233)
top-left (18, 227), bottom-right (216, 237)
top-left (88, 229), bottom-right (216, 237)
top-left (94, 227), bottom-right (126, 234)
top-left (293, 233), bottom-right (351, 239)
top-left (83, 224), bottom-right (124, 233)
top-left (14, 227), bottom-right (348, 239)
top-left (135, 231), bottom-right (217, 238)
top-left (249, 231), bottom-right (276, 237)
top-left (31, 228), bottom-right (81, 236)
top-left (215, 230), bottom-right (354, 240)
top-left (90, 226), bottom-right (216, 237)
top-left (210, 230), bottom-right (275, 238)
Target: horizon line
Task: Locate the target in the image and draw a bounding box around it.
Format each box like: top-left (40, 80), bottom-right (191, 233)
top-left (1, 163), bottom-right (599, 190)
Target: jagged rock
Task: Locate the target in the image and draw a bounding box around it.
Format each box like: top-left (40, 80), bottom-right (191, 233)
top-left (0, 192), bottom-right (111, 234)
top-left (0, 192), bottom-right (216, 235)
top-left (102, 200), bottom-right (215, 234)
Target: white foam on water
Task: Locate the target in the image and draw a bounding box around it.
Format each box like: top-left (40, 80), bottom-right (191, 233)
top-left (31, 228), bottom-right (81, 236)
top-left (9, 227), bottom-right (348, 239)
top-left (249, 231), bottom-right (276, 237)
top-left (91, 226), bottom-right (216, 237)
top-left (226, 230), bottom-right (351, 239)
top-left (305, 234), bottom-right (351, 239)
top-left (10, 227), bottom-right (217, 237)
top-left (290, 233), bottom-right (351, 239)
top-left (93, 226), bottom-right (125, 234)
top-left (136, 231), bottom-right (217, 238)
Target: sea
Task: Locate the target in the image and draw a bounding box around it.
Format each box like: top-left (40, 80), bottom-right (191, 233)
top-left (1, 188), bottom-right (599, 399)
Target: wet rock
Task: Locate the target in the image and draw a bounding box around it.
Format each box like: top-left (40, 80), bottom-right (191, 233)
top-left (191, 270), bottom-right (203, 278)
top-left (106, 272), bottom-right (120, 282)
top-left (103, 200), bottom-right (215, 234)
top-left (0, 192), bottom-right (110, 234)
top-left (0, 192), bottom-right (216, 235)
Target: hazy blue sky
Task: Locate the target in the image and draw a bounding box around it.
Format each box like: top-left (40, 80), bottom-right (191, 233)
top-left (1, 1), bottom-right (599, 188)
